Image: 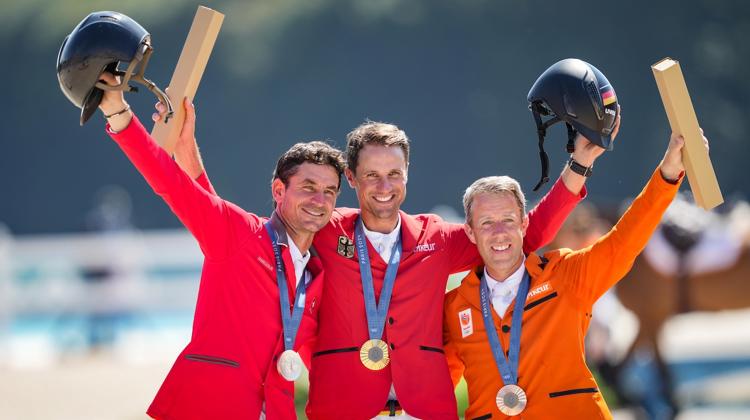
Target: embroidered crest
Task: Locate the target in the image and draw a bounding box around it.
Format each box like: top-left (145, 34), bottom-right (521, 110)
top-left (337, 235), bottom-right (355, 258)
top-left (459, 308), bottom-right (474, 338)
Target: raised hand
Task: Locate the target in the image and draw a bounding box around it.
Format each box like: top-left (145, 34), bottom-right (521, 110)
top-left (660, 128), bottom-right (708, 181)
top-left (97, 72), bottom-right (132, 132)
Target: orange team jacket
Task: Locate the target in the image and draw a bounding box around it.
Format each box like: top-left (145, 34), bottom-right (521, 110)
top-left (443, 168), bottom-right (682, 420)
top-left (305, 178), bottom-right (583, 420)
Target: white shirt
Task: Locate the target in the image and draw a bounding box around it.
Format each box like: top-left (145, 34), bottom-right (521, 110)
top-left (363, 217), bottom-right (419, 420)
top-left (287, 236), bottom-right (311, 287)
top-left (484, 257), bottom-right (526, 318)
top-left (362, 216), bottom-right (402, 263)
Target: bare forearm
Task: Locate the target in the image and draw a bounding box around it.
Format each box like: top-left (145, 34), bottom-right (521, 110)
top-left (174, 139), bottom-right (206, 179)
top-left (559, 148), bottom-right (594, 195)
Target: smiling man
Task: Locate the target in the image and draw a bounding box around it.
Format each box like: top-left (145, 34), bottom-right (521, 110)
top-left (96, 72), bottom-right (346, 419)
top-left (172, 113), bottom-right (598, 418)
top-left (442, 131), bottom-right (702, 419)
top-left (298, 120), bottom-right (604, 420)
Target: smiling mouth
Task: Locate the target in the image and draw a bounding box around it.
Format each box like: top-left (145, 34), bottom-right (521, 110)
top-left (491, 244), bottom-right (510, 252)
top-left (302, 208), bottom-right (325, 217)
top-left (373, 195), bottom-right (395, 203)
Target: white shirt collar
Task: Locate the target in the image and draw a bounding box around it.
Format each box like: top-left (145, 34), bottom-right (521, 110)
top-left (484, 256), bottom-right (526, 300)
top-left (362, 215), bottom-right (402, 262)
top-left (287, 236), bottom-right (311, 286)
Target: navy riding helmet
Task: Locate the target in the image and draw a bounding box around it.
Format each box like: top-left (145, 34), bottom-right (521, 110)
top-left (527, 58), bottom-right (619, 190)
top-left (57, 11), bottom-right (172, 125)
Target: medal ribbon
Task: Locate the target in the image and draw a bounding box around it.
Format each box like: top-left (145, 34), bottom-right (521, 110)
top-left (479, 270), bottom-right (531, 385)
top-left (354, 217), bottom-right (402, 341)
top-left (265, 222), bottom-right (308, 351)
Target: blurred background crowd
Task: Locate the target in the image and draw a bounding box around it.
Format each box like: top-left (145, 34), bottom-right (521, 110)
top-left (1, 0), bottom-right (749, 418)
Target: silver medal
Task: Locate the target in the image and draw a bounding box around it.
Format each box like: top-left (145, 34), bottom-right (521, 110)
top-left (277, 349), bottom-right (303, 381)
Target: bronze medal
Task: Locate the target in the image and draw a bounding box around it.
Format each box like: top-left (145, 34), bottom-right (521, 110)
top-left (496, 384), bottom-right (527, 416)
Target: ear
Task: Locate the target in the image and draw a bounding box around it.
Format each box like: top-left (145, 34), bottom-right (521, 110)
top-left (345, 168), bottom-right (356, 189)
top-left (271, 178), bottom-right (286, 207)
top-left (464, 222), bottom-right (477, 245)
top-left (521, 214), bottom-right (529, 237)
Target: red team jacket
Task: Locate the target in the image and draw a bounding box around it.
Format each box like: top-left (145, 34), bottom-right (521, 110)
top-left (306, 177), bottom-right (582, 419)
top-left (107, 116), bottom-right (323, 419)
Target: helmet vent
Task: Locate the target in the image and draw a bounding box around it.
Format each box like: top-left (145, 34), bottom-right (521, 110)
top-left (584, 80), bottom-right (604, 120)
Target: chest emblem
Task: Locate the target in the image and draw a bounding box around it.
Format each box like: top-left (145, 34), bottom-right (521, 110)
top-left (458, 308), bottom-right (474, 338)
top-left (337, 235), bottom-right (355, 258)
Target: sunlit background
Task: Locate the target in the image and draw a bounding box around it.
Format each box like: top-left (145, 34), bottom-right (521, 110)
top-left (1, 0), bottom-right (750, 418)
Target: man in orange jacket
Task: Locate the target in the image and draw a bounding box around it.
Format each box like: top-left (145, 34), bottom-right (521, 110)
top-left (443, 130), bottom-right (706, 419)
top-left (161, 109), bottom-right (595, 419)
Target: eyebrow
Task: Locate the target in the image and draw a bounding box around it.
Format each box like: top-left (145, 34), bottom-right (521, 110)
top-left (301, 179), bottom-right (338, 190)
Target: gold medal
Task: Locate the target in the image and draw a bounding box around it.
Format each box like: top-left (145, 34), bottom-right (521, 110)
top-left (496, 384), bottom-right (527, 416)
top-left (359, 339), bottom-right (390, 370)
top-left (277, 350), bottom-right (303, 381)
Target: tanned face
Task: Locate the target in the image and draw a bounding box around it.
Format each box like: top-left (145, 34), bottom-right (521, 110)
top-left (273, 162), bottom-right (340, 238)
top-left (464, 191), bottom-right (528, 281)
top-left (345, 144), bottom-right (408, 233)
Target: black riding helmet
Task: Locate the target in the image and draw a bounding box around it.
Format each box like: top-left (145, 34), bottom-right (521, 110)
top-left (57, 11), bottom-right (172, 125)
top-left (527, 58), bottom-right (619, 190)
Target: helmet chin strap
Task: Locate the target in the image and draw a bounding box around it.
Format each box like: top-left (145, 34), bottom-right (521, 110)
top-left (529, 102), bottom-right (578, 192)
top-left (94, 42), bottom-right (174, 123)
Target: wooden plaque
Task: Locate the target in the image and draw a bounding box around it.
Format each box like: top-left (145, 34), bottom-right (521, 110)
top-left (151, 6), bottom-right (224, 154)
top-left (652, 57), bottom-right (723, 210)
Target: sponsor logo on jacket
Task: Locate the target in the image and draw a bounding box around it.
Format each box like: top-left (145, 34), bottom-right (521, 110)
top-left (527, 281), bottom-right (552, 299)
top-left (414, 243), bottom-right (436, 252)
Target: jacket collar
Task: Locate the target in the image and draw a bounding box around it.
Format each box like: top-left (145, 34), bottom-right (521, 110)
top-left (268, 211), bottom-right (319, 258)
top-left (396, 210), bottom-right (421, 258)
top-left (457, 257), bottom-right (547, 313)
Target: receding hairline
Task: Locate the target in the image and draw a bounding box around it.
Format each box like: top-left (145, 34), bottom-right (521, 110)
top-left (462, 176), bottom-right (527, 223)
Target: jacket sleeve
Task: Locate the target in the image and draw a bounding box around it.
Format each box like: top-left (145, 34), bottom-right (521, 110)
top-left (107, 115), bottom-right (259, 259)
top-left (560, 168), bottom-right (682, 306)
top-left (523, 176), bottom-right (585, 255)
top-left (443, 222), bottom-right (483, 273)
top-left (195, 172), bottom-right (218, 196)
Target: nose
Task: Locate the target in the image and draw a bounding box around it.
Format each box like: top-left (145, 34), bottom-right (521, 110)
top-left (309, 190), bottom-right (326, 206)
top-left (490, 222), bottom-right (508, 236)
top-left (376, 177), bottom-right (392, 192)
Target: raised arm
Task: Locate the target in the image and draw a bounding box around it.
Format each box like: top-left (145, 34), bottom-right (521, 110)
top-left (562, 132), bottom-right (696, 305)
top-left (153, 100), bottom-right (217, 195)
top-left (524, 113), bottom-right (621, 253)
top-left (98, 73), bottom-right (256, 258)
top-left (443, 134), bottom-right (601, 273)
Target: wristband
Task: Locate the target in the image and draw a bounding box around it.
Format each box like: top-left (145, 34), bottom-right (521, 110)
top-left (568, 157), bottom-right (593, 177)
top-left (104, 105), bottom-right (131, 119)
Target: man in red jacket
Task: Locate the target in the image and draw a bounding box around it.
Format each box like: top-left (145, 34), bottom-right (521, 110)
top-left (97, 72), bottom-right (346, 419)
top-left (167, 98), bottom-right (610, 417)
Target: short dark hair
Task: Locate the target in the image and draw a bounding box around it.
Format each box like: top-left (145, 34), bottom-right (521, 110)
top-left (271, 141), bottom-right (346, 207)
top-left (346, 121), bottom-right (410, 173)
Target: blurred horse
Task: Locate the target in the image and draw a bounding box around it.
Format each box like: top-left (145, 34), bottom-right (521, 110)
top-left (549, 195), bottom-right (750, 419)
top-left (614, 195), bottom-right (750, 417)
